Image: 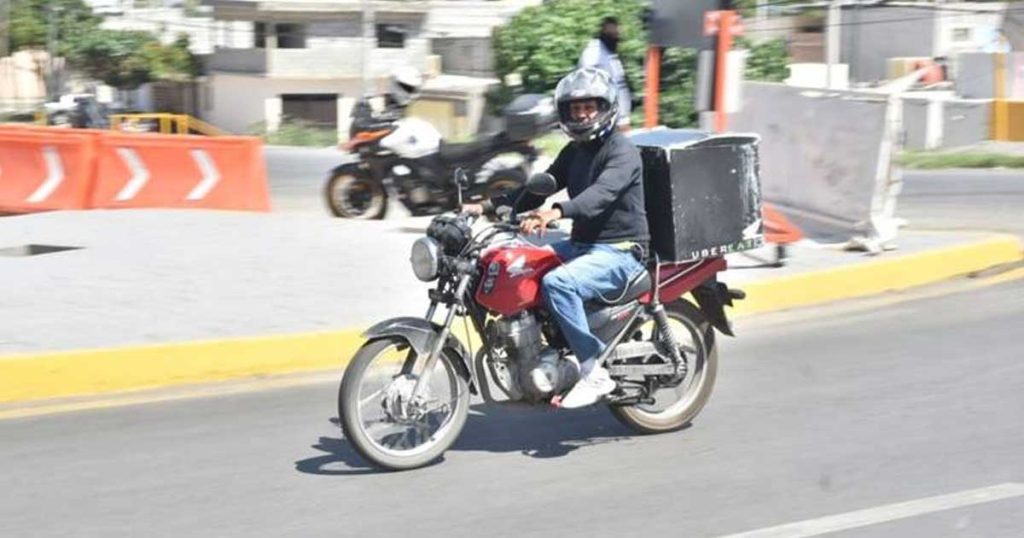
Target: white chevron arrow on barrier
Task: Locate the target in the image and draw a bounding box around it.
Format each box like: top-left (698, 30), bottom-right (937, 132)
top-left (115, 148), bottom-right (150, 201)
top-left (26, 147), bottom-right (65, 203)
top-left (187, 149), bottom-right (220, 200)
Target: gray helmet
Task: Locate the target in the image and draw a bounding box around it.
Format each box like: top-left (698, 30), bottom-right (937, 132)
top-left (553, 67), bottom-right (618, 142)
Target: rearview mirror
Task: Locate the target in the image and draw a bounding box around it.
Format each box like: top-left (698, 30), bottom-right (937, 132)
top-left (525, 172), bottom-right (558, 196)
top-left (454, 168), bottom-right (470, 189)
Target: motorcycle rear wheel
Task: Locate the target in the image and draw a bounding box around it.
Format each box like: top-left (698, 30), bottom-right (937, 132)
top-left (325, 169), bottom-right (388, 219)
top-left (609, 300), bottom-right (718, 434)
top-left (339, 337), bottom-right (470, 470)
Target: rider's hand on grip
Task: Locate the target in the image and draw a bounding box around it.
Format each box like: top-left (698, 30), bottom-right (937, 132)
top-left (460, 203), bottom-right (484, 216)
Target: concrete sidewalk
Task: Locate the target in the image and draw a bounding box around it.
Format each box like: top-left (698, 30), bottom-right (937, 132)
top-left (1, 209), bottom-right (1020, 403)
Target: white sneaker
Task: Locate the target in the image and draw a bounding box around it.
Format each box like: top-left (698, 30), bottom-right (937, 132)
top-left (558, 364), bottom-right (616, 409)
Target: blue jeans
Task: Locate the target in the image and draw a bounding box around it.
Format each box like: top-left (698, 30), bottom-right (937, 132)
top-left (541, 240), bottom-right (645, 365)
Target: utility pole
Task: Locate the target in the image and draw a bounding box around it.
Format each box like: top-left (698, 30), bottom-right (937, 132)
top-left (47, 0), bottom-right (59, 101)
top-left (360, 0), bottom-right (375, 96)
top-left (826, 0), bottom-right (840, 89)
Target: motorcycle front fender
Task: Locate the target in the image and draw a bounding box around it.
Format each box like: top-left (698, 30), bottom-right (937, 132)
top-left (329, 161), bottom-right (368, 178)
top-left (362, 316), bottom-right (478, 394)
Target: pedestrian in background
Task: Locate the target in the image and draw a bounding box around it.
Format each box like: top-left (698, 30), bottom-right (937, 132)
top-left (579, 16), bottom-right (633, 131)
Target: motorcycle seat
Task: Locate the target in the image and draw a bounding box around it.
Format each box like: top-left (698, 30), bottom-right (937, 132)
top-left (591, 270), bottom-right (652, 306)
top-left (438, 133), bottom-right (505, 163)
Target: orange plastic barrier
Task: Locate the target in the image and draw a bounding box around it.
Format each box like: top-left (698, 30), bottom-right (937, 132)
top-left (90, 133), bottom-right (270, 211)
top-left (0, 130), bottom-right (97, 212)
top-left (763, 203), bottom-right (804, 244)
top-left (0, 125), bottom-right (269, 213)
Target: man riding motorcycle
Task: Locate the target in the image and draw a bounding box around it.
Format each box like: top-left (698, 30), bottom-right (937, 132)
top-left (348, 66), bottom-right (423, 138)
top-left (463, 67), bottom-right (648, 408)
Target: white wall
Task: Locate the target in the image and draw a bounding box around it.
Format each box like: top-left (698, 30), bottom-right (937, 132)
top-left (205, 73), bottom-right (362, 135)
top-left (934, 9), bottom-right (1005, 57)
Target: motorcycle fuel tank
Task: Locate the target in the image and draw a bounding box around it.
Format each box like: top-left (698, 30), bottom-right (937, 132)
top-left (476, 245), bottom-right (561, 316)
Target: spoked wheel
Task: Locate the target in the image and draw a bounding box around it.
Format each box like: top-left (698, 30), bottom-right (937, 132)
top-left (325, 170), bottom-right (388, 219)
top-left (338, 337), bottom-right (470, 470)
top-left (609, 300), bottom-right (718, 434)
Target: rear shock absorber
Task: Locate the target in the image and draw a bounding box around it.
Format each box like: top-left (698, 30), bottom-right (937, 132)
top-left (652, 304), bottom-right (685, 375)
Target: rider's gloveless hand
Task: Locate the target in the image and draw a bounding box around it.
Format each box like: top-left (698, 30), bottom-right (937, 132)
top-left (519, 208), bottom-right (562, 235)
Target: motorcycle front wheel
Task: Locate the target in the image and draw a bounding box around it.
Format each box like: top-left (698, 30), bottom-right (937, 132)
top-left (338, 337), bottom-right (470, 470)
top-left (325, 169), bottom-right (388, 219)
top-left (609, 300), bottom-right (718, 434)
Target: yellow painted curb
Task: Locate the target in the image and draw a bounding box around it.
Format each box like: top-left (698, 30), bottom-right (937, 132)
top-left (1, 235), bottom-right (1020, 405)
top-left (0, 329), bottom-right (364, 403)
top-left (730, 234), bottom-right (1023, 316)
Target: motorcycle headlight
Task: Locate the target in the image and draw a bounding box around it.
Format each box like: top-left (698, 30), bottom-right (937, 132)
top-left (410, 237), bottom-right (441, 282)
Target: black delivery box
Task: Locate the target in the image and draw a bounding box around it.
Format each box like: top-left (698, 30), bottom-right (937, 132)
top-left (502, 94), bottom-right (557, 141)
top-left (631, 129), bottom-right (764, 262)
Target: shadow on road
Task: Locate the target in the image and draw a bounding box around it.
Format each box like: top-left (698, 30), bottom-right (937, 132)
top-left (294, 403), bottom-right (637, 475)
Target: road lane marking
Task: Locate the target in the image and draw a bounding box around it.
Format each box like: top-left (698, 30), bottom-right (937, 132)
top-left (720, 483), bottom-right (1024, 538)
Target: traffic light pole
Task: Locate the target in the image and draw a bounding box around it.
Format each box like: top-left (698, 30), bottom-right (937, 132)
top-left (708, 10), bottom-right (741, 133)
top-left (643, 46), bottom-right (661, 128)
top-left (643, 9), bottom-right (740, 132)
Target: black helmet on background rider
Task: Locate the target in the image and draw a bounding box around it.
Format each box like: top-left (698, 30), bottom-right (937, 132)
top-left (553, 67), bottom-right (619, 143)
top-left (390, 66), bottom-right (424, 107)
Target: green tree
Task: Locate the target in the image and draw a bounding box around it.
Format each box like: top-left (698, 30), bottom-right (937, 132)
top-left (492, 0), bottom-right (647, 121)
top-left (144, 34), bottom-right (202, 80)
top-left (9, 0), bottom-right (99, 53)
top-left (68, 30), bottom-right (159, 90)
top-left (738, 37), bottom-right (790, 82)
top-left (492, 0), bottom-right (794, 127)
top-left (64, 30), bottom-right (200, 90)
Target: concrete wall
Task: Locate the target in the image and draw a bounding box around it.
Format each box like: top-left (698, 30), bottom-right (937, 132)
top-left (900, 94), bottom-right (990, 151)
top-left (902, 97), bottom-right (932, 150)
top-left (728, 82), bottom-right (897, 242)
top-left (956, 52), bottom-right (1024, 99)
top-left (942, 99), bottom-right (991, 148)
top-left (432, 37), bottom-right (494, 78)
top-left (207, 11), bottom-right (429, 79)
top-left (204, 72), bottom-right (362, 136)
top-left (934, 9), bottom-right (1004, 58)
top-left (208, 39), bottom-right (430, 79)
top-left (0, 51), bottom-right (49, 113)
top-left (841, 6), bottom-right (936, 83)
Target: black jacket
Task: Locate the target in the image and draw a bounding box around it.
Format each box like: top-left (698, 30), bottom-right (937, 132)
top-left (494, 131), bottom-right (650, 245)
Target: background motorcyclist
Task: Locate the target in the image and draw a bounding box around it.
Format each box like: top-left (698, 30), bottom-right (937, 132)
top-left (463, 67), bottom-right (650, 408)
top-left (579, 16), bottom-right (634, 131)
top-left (348, 66), bottom-right (424, 138)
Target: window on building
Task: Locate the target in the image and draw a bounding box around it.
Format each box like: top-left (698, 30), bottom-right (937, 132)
top-left (253, 22), bottom-right (307, 48)
top-left (952, 27), bottom-right (972, 43)
top-left (376, 24), bottom-right (408, 49)
top-left (281, 94), bottom-right (338, 129)
top-left (276, 23), bottom-right (307, 49)
top-left (254, 22), bottom-right (267, 48)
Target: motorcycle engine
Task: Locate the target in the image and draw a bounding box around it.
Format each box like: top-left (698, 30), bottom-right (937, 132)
top-left (486, 312), bottom-right (580, 403)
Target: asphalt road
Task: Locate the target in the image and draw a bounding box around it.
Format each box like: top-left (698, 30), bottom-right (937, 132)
top-left (264, 146), bottom-right (351, 216)
top-left (2, 276), bottom-right (1021, 537)
top-left (900, 170), bottom-right (1024, 237)
top-left (262, 147), bottom-right (1024, 240)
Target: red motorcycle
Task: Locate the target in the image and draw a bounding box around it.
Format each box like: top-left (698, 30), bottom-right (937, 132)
top-left (338, 172), bottom-right (745, 470)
